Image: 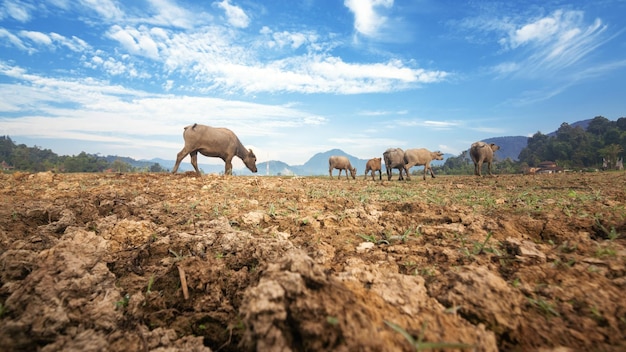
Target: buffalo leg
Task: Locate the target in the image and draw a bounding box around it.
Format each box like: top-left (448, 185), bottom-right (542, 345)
top-left (476, 161), bottom-right (483, 176)
top-left (190, 151), bottom-right (201, 175)
top-left (224, 157), bottom-right (233, 175)
top-left (172, 148), bottom-right (190, 173)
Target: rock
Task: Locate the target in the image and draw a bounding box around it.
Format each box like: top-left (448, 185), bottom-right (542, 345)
top-left (356, 241), bottom-right (375, 253)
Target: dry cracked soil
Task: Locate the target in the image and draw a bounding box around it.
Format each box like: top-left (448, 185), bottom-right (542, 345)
top-left (1, 171), bottom-right (625, 352)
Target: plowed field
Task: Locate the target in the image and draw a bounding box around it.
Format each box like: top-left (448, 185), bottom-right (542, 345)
top-left (1, 171), bottom-right (625, 351)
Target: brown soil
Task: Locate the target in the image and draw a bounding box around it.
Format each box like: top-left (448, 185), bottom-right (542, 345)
top-left (1, 171), bottom-right (625, 351)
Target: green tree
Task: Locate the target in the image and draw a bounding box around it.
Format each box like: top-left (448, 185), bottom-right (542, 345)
top-left (518, 132), bottom-right (549, 166)
top-left (149, 163), bottom-right (166, 172)
top-left (600, 144), bottom-right (624, 169)
top-left (111, 159), bottom-right (132, 172)
top-left (586, 116), bottom-right (612, 136)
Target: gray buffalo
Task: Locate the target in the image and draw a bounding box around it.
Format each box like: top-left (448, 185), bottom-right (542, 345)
top-left (470, 141), bottom-right (500, 176)
top-left (403, 148), bottom-right (444, 180)
top-left (172, 123), bottom-right (257, 176)
top-left (364, 157), bottom-right (382, 181)
top-left (383, 148), bottom-right (408, 181)
top-left (329, 156), bottom-right (356, 180)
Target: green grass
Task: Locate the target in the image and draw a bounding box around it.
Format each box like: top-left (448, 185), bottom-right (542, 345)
top-left (526, 297), bottom-right (560, 318)
top-left (385, 321), bottom-right (473, 351)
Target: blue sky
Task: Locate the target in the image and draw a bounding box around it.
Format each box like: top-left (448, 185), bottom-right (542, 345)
top-left (1, 0), bottom-right (625, 168)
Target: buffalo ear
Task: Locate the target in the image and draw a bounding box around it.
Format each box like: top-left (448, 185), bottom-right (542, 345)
top-left (248, 149), bottom-right (256, 157)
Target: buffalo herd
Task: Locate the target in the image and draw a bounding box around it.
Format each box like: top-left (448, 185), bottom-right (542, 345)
top-left (171, 124), bottom-right (499, 179)
top-left (330, 142), bottom-right (501, 181)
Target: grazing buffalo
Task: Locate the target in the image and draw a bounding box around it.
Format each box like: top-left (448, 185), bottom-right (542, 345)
top-left (470, 141), bottom-right (500, 176)
top-left (329, 156), bottom-right (356, 180)
top-left (364, 157), bottom-right (382, 181)
top-left (383, 148), bottom-right (408, 181)
top-left (172, 123), bottom-right (257, 176)
top-left (403, 148), bottom-right (444, 180)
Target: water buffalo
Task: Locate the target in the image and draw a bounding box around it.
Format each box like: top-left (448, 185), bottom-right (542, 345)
top-left (172, 123), bottom-right (258, 176)
top-left (329, 156), bottom-right (356, 180)
top-left (383, 148), bottom-right (408, 181)
top-left (470, 141), bottom-right (500, 176)
top-left (403, 148), bottom-right (444, 180)
top-left (364, 157), bottom-right (382, 181)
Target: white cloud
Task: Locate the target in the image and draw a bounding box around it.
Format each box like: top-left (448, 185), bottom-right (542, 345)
top-left (215, 0), bottom-right (250, 28)
top-left (1, 0), bottom-right (34, 22)
top-left (20, 30), bottom-right (52, 46)
top-left (79, 0), bottom-right (124, 21)
top-left (344, 0), bottom-right (393, 37)
top-left (49, 33), bottom-right (91, 52)
top-left (0, 28), bottom-right (28, 51)
top-left (0, 63), bottom-right (329, 162)
top-left (498, 10), bottom-right (608, 76)
top-left (397, 119), bottom-right (460, 130)
top-left (107, 25), bottom-right (160, 60)
top-left (146, 0), bottom-right (200, 29)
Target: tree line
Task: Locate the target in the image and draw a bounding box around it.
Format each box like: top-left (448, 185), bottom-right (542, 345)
top-left (434, 116), bottom-right (626, 175)
top-left (0, 136), bottom-right (167, 173)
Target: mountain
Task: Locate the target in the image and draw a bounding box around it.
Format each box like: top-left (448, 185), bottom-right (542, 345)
top-left (482, 136), bottom-right (528, 161)
top-left (479, 118), bottom-right (594, 161)
top-left (256, 160), bottom-right (297, 176)
top-left (547, 118), bottom-right (593, 137)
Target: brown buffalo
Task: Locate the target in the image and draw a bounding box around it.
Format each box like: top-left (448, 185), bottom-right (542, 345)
top-left (328, 156), bottom-right (356, 180)
top-left (403, 148), bottom-right (444, 180)
top-left (470, 141), bottom-right (500, 176)
top-left (383, 148), bottom-right (407, 181)
top-left (172, 123), bottom-right (257, 176)
top-left (364, 157), bottom-right (382, 181)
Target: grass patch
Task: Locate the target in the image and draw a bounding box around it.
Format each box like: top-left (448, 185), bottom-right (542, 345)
top-left (385, 320), bottom-right (473, 350)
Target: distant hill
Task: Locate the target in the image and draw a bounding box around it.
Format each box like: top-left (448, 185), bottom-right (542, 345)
top-left (478, 118), bottom-right (595, 161)
top-left (547, 118), bottom-right (593, 137)
top-left (482, 136), bottom-right (528, 161)
top-left (257, 160), bottom-right (296, 176)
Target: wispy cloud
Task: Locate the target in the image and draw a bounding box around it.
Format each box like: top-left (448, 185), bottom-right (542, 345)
top-left (100, 23), bottom-right (447, 94)
top-left (344, 0), bottom-right (393, 37)
top-left (0, 0), bottom-right (35, 22)
top-left (79, 0), bottom-right (124, 21)
top-left (0, 63), bottom-right (328, 160)
top-left (215, 0), bottom-right (250, 28)
top-left (397, 119), bottom-right (460, 130)
top-left (500, 10), bottom-right (608, 74)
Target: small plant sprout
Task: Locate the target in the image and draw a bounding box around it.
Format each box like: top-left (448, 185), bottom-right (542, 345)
top-left (595, 218), bottom-right (620, 240)
top-left (168, 249), bottom-right (183, 261)
top-left (326, 316), bottom-right (339, 326)
top-left (146, 274), bottom-right (155, 295)
top-left (357, 233), bottom-right (377, 243)
top-left (473, 232), bottom-right (493, 255)
top-left (526, 297), bottom-right (560, 318)
top-left (116, 293), bottom-right (130, 309)
top-left (385, 320), bottom-right (472, 350)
